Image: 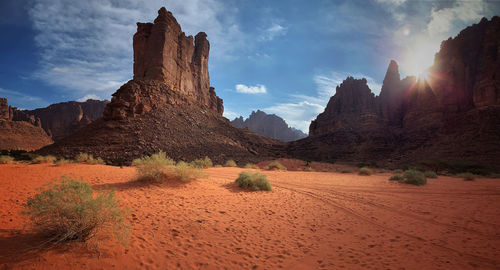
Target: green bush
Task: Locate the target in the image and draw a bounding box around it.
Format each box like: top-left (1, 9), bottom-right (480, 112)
top-left (358, 167), bottom-right (373, 176)
top-left (132, 152), bottom-right (202, 182)
top-left (32, 155), bottom-right (57, 164)
top-left (244, 163), bottom-right (259, 169)
top-left (0, 155), bottom-right (14, 164)
top-left (75, 153), bottom-right (105, 165)
top-left (456, 172), bottom-right (476, 181)
top-left (189, 156), bottom-right (213, 169)
top-left (424, 171), bottom-right (438, 178)
top-left (22, 177), bottom-right (128, 246)
top-left (266, 161), bottom-right (287, 171)
top-left (402, 170), bottom-right (427, 185)
top-left (224, 159), bottom-right (237, 167)
top-left (174, 161), bottom-right (204, 182)
top-left (389, 175), bottom-right (403, 181)
top-left (340, 168), bottom-right (353, 173)
top-left (235, 172), bottom-right (272, 191)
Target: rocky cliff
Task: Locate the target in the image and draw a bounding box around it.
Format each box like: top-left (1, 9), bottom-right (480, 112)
top-left (289, 16), bottom-right (500, 168)
top-left (0, 97), bottom-right (53, 150)
top-left (26, 99), bottom-right (108, 141)
top-left (39, 7), bottom-right (282, 164)
top-left (231, 110), bottom-right (307, 142)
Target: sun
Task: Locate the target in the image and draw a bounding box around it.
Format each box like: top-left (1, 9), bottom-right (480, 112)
top-left (400, 39), bottom-right (438, 81)
top-left (417, 68), bottom-right (430, 82)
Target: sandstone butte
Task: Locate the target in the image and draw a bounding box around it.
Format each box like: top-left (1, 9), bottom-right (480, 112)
top-left (288, 16), bottom-right (500, 169)
top-left (37, 7), bottom-right (283, 165)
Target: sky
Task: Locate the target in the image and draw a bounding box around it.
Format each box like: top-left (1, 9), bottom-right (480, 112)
top-left (0, 0), bottom-right (499, 133)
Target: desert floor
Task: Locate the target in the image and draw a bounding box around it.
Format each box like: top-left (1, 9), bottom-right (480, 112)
top-left (1, 163), bottom-right (499, 269)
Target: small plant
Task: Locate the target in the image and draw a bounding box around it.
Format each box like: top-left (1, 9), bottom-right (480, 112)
top-left (235, 172), bottom-right (272, 191)
top-left (189, 156), bottom-right (213, 169)
top-left (173, 161), bottom-right (204, 182)
top-left (55, 158), bottom-right (71, 165)
top-left (244, 163), bottom-right (259, 169)
top-left (224, 159), bottom-right (237, 167)
top-left (393, 169), bottom-right (404, 174)
top-left (424, 171), bottom-right (438, 178)
top-left (0, 155), bottom-right (14, 164)
top-left (22, 177), bottom-right (128, 246)
top-left (75, 153), bottom-right (105, 165)
top-left (456, 172), bottom-right (476, 181)
top-left (379, 169), bottom-right (388, 173)
top-left (389, 174), bottom-right (403, 181)
top-left (32, 155), bottom-right (57, 164)
top-left (340, 168), bottom-right (353, 173)
top-left (402, 170), bottom-right (427, 185)
top-left (132, 151), bottom-right (176, 181)
top-left (266, 161), bottom-right (287, 171)
top-left (358, 167), bottom-right (373, 176)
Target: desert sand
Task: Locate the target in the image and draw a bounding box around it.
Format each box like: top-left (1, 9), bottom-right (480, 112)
top-left (1, 163), bottom-right (499, 269)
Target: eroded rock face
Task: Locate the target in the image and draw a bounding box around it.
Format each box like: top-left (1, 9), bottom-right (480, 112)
top-left (128, 7), bottom-right (223, 117)
top-left (290, 16), bottom-right (500, 168)
top-left (27, 99), bottom-right (108, 141)
top-left (231, 110), bottom-right (307, 142)
top-left (0, 98), bottom-right (10, 120)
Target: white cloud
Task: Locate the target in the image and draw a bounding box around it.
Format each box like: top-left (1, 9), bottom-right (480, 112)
top-left (264, 101), bottom-right (323, 134)
top-left (77, 94), bottom-right (101, 102)
top-left (222, 110), bottom-right (240, 120)
top-left (235, 84), bottom-right (267, 94)
top-left (28, 0), bottom-right (246, 100)
top-left (0, 87), bottom-right (48, 109)
top-left (427, 1), bottom-right (484, 36)
top-left (259, 23), bottom-right (287, 41)
top-left (375, 0), bottom-right (406, 6)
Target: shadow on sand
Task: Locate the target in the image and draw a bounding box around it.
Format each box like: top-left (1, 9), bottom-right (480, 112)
top-left (221, 182), bottom-right (253, 193)
top-left (92, 177), bottom-right (186, 191)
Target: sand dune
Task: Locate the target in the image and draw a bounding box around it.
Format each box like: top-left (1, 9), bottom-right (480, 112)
top-left (1, 164), bottom-right (499, 269)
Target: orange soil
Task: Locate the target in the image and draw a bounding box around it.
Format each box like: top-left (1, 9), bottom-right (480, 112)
top-left (1, 163), bottom-right (499, 269)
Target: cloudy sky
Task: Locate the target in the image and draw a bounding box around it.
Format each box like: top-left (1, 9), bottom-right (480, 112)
top-left (0, 0), bottom-right (498, 133)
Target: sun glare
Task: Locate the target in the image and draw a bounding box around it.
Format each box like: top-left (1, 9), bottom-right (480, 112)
top-left (401, 40), bottom-right (438, 81)
top-left (417, 68), bottom-right (430, 82)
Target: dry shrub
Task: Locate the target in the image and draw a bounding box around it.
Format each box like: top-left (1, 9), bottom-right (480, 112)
top-left (358, 167), bottom-right (373, 175)
top-left (75, 153), bottom-right (105, 165)
top-left (424, 171), bottom-right (438, 178)
top-left (456, 172), bottom-right (476, 181)
top-left (402, 170), bottom-right (427, 185)
top-left (266, 161), bottom-right (287, 171)
top-left (224, 160), bottom-right (237, 167)
top-left (22, 177), bottom-right (128, 247)
top-left (189, 156), bottom-right (213, 169)
top-left (244, 163), bottom-right (259, 169)
top-left (389, 174), bottom-right (403, 181)
top-left (235, 172), bottom-right (272, 191)
top-left (132, 152), bottom-right (203, 183)
top-left (0, 155), bottom-right (14, 164)
top-left (32, 155), bottom-right (57, 164)
top-left (340, 168), bottom-right (353, 173)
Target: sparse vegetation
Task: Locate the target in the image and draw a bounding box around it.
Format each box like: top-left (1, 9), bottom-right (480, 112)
top-left (244, 163), bottom-right (259, 169)
top-left (402, 169), bottom-right (427, 185)
top-left (379, 169), bottom-right (388, 173)
top-left (32, 155), bottom-right (57, 164)
top-left (55, 158), bottom-right (71, 165)
top-left (393, 169), bottom-right (403, 174)
top-left (189, 156), bottom-right (213, 169)
top-left (224, 159), bottom-right (237, 167)
top-left (132, 152), bottom-right (203, 183)
top-left (424, 171), bottom-right (438, 178)
top-left (358, 167), bottom-right (373, 176)
top-left (75, 153), bottom-right (105, 165)
top-left (0, 155), bottom-right (14, 164)
top-left (419, 160), bottom-right (491, 176)
top-left (356, 162), bottom-right (369, 168)
top-left (488, 173), bottom-right (500, 179)
top-left (389, 174), bottom-right (404, 181)
top-left (340, 168), bottom-right (353, 173)
top-left (456, 172), bottom-right (476, 181)
top-left (266, 161), bottom-right (287, 171)
top-left (22, 177), bottom-right (128, 246)
top-left (235, 172), bottom-right (272, 191)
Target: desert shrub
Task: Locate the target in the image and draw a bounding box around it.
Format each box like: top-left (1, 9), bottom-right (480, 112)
top-left (32, 155), bottom-right (57, 164)
top-left (22, 177), bottom-right (128, 246)
top-left (402, 170), bottom-right (427, 186)
top-left (132, 152), bottom-right (176, 181)
top-left (456, 172), bottom-right (476, 181)
top-left (379, 169), bottom-right (388, 173)
top-left (424, 171), bottom-right (438, 178)
top-left (55, 158), bottom-right (71, 165)
top-left (235, 172), bottom-right (272, 191)
top-left (389, 174), bottom-right (403, 181)
top-left (224, 159), bottom-right (237, 167)
top-left (419, 160), bottom-right (491, 175)
top-left (266, 161), bottom-right (287, 171)
top-left (75, 153), bottom-right (105, 165)
top-left (393, 169), bottom-right (404, 174)
top-left (244, 163), bottom-right (259, 169)
top-left (0, 155), bottom-right (14, 164)
top-left (340, 168), bottom-right (353, 173)
top-left (358, 167), bottom-right (373, 176)
top-left (173, 161), bottom-right (204, 182)
top-left (189, 156), bottom-right (213, 169)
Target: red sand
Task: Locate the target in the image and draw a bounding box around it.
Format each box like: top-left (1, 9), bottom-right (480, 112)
top-left (1, 163), bottom-right (499, 269)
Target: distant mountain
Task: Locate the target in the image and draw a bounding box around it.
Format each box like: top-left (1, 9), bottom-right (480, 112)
top-left (231, 110), bottom-right (307, 142)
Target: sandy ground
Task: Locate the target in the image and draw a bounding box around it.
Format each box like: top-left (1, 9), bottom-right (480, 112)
top-left (0, 163), bottom-right (499, 270)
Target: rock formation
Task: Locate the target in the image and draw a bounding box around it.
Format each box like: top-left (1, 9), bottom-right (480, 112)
top-left (26, 99), bottom-right (108, 141)
top-left (0, 97), bottom-right (53, 150)
top-left (39, 7), bottom-right (282, 164)
top-left (231, 110), bottom-right (307, 142)
top-left (289, 16), bottom-right (500, 169)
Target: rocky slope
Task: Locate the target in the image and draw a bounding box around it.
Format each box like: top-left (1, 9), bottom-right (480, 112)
top-left (39, 7), bottom-right (283, 164)
top-left (26, 99), bottom-right (108, 141)
top-left (0, 98), bottom-right (53, 150)
top-left (231, 110), bottom-right (307, 142)
top-left (289, 16), bottom-right (500, 168)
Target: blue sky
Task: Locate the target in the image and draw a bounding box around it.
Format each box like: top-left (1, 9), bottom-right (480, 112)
top-left (0, 0), bottom-right (499, 132)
